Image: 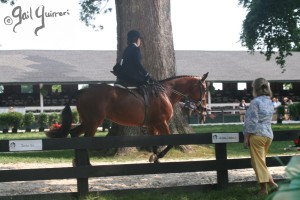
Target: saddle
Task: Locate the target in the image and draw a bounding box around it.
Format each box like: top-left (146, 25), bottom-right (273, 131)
top-left (114, 81), bottom-right (137, 90)
top-left (113, 81), bottom-right (165, 126)
top-left (113, 82), bottom-right (149, 125)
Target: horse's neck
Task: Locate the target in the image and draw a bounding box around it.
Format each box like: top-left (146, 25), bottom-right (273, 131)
top-left (164, 78), bottom-right (193, 105)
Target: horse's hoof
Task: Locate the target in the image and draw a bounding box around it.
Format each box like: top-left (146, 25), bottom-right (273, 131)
top-left (149, 154), bottom-right (158, 163)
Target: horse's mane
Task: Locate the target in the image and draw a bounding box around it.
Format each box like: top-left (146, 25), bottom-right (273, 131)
top-left (160, 75), bottom-right (200, 83)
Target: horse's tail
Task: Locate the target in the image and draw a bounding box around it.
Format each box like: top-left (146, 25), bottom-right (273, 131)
top-left (45, 102), bottom-right (73, 138)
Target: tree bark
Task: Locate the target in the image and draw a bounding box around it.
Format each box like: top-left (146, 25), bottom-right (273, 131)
top-left (108, 0), bottom-right (193, 148)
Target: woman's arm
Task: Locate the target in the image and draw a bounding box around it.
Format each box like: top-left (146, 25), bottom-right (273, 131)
top-left (243, 100), bottom-right (259, 148)
top-left (244, 100), bottom-right (259, 134)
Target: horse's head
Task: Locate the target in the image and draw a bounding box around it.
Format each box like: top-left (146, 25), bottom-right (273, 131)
top-left (162, 73), bottom-right (208, 112)
top-left (191, 72), bottom-right (208, 113)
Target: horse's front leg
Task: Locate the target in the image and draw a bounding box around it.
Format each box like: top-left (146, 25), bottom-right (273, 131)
top-left (149, 122), bottom-right (172, 163)
top-left (149, 145), bottom-right (159, 163)
top-left (156, 145), bottom-right (173, 161)
top-left (149, 145), bottom-right (173, 163)
top-left (148, 127), bottom-right (159, 163)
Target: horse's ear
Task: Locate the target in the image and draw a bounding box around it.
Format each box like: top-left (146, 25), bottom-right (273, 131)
top-left (201, 72), bottom-right (209, 82)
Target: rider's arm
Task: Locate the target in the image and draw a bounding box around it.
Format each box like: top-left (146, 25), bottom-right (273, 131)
top-left (132, 47), bottom-right (148, 77)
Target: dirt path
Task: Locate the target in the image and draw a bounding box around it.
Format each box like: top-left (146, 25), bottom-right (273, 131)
top-left (0, 162), bottom-right (287, 196)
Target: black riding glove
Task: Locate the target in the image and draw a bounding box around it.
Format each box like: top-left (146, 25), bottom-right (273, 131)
top-left (146, 74), bottom-right (159, 85)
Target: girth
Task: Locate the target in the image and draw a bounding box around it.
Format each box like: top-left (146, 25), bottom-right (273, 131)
top-left (140, 86), bottom-right (150, 126)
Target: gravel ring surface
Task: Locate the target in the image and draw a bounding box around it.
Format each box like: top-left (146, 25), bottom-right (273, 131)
top-left (0, 162), bottom-right (287, 196)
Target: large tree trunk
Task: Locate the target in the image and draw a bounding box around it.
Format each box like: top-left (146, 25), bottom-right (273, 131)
top-left (107, 0), bottom-right (193, 153)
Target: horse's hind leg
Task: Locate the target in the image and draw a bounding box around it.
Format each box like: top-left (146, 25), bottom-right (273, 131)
top-left (83, 120), bottom-right (101, 137)
top-left (69, 122), bottom-right (95, 166)
top-left (73, 122), bottom-right (100, 166)
top-left (70, 123), bottom-right (85, 138)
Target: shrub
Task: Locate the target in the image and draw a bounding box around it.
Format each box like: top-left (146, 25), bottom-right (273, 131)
top-left (288, 104), bottom-right (297, 120)
top-left (295, 103), bottom-right (300, 119)
top-left (38, 112), bottom-right (48, 129)
top-left (72, 109), bottom-right (79, 124)
top-left (0, 113), bottom-right (9, 130)
top-left (23, 112), bottom-right (35, 129)
top-left (48, 112), bottom-right (60, 126)
top-left (8, 112), bottom-right (23, 129)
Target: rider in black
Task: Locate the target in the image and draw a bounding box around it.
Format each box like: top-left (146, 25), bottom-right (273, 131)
top-left (113, 30), bottom-right (153, 86)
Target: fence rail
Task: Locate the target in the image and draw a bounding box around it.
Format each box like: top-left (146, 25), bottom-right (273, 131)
top-left (0, 131), bottom-right (299, 198)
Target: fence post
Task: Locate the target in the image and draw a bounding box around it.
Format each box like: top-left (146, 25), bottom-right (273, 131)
top-left (74, 149), bottom-right (90, 197)
top-left (215, 143), bottom-right (229, 189)
top-left (221, 109), bottom-right (224, 123)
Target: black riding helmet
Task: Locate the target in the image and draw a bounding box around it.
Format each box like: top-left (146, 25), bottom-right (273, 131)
top-left (127, 30), bottom-right (141, 44)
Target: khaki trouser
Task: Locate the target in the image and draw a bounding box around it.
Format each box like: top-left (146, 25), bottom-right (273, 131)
top-left (249, 135), bottom-right (272, 183)
top-left (239, 110), bottom-right (246, 122)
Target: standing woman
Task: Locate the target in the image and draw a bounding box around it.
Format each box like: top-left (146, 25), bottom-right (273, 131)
top-left (243, 78), bottom-right (278, 195)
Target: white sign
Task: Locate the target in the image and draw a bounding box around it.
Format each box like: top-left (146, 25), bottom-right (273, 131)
top-left (212, 133), bottom-right (239, 143)
top-left (9, 140), bottom-right (43, 152)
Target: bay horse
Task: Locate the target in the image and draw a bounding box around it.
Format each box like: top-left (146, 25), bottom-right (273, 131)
top-left (46, 73), bottom-right (208, 163)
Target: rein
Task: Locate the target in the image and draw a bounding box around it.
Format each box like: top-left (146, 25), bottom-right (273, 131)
top-left (167, 84), bottom-right (206, 108)
top-left (159, 75), bottom-right (208, 108)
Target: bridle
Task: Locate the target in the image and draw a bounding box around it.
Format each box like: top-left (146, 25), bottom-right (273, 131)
top-left (169, 79), bottom-right (207, 112)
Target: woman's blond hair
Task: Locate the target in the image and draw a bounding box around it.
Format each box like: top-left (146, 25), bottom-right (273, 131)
top-left (252, 78), bottom-right (273, 97)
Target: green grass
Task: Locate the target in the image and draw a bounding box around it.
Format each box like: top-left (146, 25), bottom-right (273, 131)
top-left (21, 185), bottom-right (267, 200)
top-left (193, 124), bottom-right (244, 133)
top-left (226, 141), bottom-right (299, 158)
top-left (85, 186), bottom-right (266, 200)
top-left (192, 123), bottom-right (300, 133)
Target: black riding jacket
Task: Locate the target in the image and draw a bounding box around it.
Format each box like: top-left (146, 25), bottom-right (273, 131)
top-left (119, 43), bottom-right (148, 85)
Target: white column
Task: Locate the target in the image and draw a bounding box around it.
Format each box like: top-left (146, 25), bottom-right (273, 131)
top-left (39, 83), bottom-right (44, 112)
top-left (207, 82), bottom-right (212, 112)
top-left (207, 90), bottom-right (211, 114)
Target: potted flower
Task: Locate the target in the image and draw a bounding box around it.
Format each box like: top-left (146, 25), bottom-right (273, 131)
top-left (23, 112), bottom-right (35, 132)
top-left (38, 112), bottom-right (48, 132)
